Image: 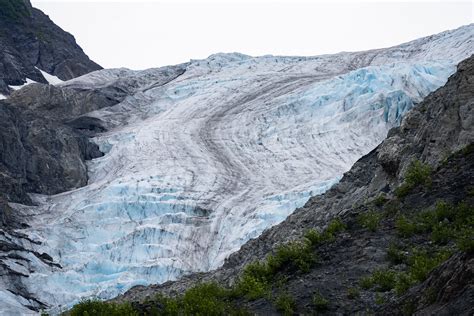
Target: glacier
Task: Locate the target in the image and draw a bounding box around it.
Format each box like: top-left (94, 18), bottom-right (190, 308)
top-left (2, 24), bottom-right (474, 314)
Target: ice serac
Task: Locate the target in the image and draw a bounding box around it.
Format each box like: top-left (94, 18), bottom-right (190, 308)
top-left (3, 25), bottom-right (474, 313)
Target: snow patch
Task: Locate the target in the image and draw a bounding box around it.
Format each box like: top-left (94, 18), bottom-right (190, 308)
top-left (37, 67), bottom-right (63, 85)
top-left (9, 78), bottom-right (36, 91)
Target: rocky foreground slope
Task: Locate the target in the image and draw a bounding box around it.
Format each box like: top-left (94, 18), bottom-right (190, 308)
top-left (113, 55), bottom-right (474, 315)
top-left (0, 0), bottom-right (101, 96)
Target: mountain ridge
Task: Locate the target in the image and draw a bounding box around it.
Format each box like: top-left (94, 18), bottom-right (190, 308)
top-left (0, 0), bottom-right (102, 95)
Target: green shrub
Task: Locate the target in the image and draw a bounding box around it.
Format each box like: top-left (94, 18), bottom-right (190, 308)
top-left (153, 283), bottom-right (248, 316)
top-left (431, 223), bottom-right (455, 245)
top-left (347, 287), bottom-right (360, 299)
top-left (358, 211), bottom-right (383, 232)
top-left (235, 262), bottom-right (270, 300)
top-left (153, 293), bottom-right (180, 315)
top-left (386, 243), bottom-right (406, 265)
top-left (326, 218), bottom-right (346, 237)
top-left (274, 293), bottom-right (296, 316)
top-left (383, 200), bottom-right (401, 217)
top-left (368, 269), bottom-right (398, 292)
top-left (360, 275), bottom-right (373, 290)
top-left (372, 194), bottom-right (388, 207)
top-left (304, 218), bottom-right (346, 246)
top-left (395, 216), bottom-right (419, 237)
top-left (407, 249), bottom-right (451, 282)
top-left (304, 228), bottom-right (325, 246)
top-left (69, 299), bottom-right (138, 316)
top-left (394, 272), bottom-right (416, 295)
top-left (235, 217), bottom-right (346, 302)
top-left (395, 160), bottom-right (432, 198)
top-left (235, 274), bottom-right (269, 300)
top-left (312, 292), bottom-right (329, 311)
top-left (375, 293), bottom-right (386, 305)
top-left (181, 283), bottom-right (232, 315)
top-left (456, 227), bottom-right (474, 253)
top-left (273, 241), bottom-right (316, 272)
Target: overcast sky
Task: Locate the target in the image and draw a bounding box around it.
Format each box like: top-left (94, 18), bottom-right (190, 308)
top-left (31, 0), bottom-right (473, 70)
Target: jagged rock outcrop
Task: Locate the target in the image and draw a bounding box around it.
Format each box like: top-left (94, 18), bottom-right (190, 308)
top-left (0, 0), bottom-right (102, 95)
top-left (0, 83), bottom-right (122, 204)
top-left (114, 56), bottom-right (474, 315)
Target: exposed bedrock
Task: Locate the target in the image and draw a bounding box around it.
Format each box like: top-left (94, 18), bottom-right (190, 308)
top-left (0, 0), bottom-right (102, 95)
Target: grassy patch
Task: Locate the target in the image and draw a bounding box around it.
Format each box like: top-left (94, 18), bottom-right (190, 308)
top-left (386, 243), bottom-right (406, 265)
top-left (407, 248), bottom-right (451, 282)
top-left (235, 262), bottom-right (271, 300)
top-left (375, 293), bottom-right (386, 305)
top-left (326, 218), bottom-right (346, 237)
top-left (395, 215), bottom-right (420, 237)
top-left (347, 287), bottom-right (360, 299)
top-left (395, 160), bottom-right (432, 198)
top-left (235, 218), bottom-right (346, 301)
top-left (372, 194), bottom-right (388, 207)
top-left (273, 241), bottom-right (316, 273)
top-left (69, 299), bottom-right (138, 316)
top-left (362, 248), bottom-right (452, 295)
top-left (358, 210), bottom-right (383, 232)
top-left (360, 268), bottom-right (398, 292)
top-left (274, 293), bottom-right (296, 316)
top-left (153, 282), bottom-right (248, 315)
top-left (395, 201), bottom-right (473, 250)
top-left (312, 292), bottom-right (329, 311)
top-left (304, 218), bottom-right (346, 245)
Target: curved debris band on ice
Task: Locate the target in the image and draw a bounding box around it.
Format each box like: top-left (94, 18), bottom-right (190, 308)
top-left (7, 25), bottom-right (474, 312)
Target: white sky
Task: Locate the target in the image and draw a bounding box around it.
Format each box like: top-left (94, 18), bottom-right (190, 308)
top-left (31, 0), bottom-right (473, 70)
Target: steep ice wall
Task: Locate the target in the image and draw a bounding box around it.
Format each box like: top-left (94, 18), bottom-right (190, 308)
top-left (4, 24), bottom-right (474, 313)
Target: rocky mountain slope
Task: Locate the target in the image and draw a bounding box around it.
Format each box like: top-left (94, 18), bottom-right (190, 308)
top-left (114, 53), bottom-right (474, 316)
top-left (0, 0), bottom-right (101, 96)
top-left (0, 22), bottom-right (472, 314)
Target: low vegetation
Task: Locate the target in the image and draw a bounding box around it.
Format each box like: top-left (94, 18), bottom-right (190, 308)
top-left (361, 200), bottom-right (472, 297)
top-left (274, 293), bottom-right (296, 316)
top-left (346, 287), bottom-right (360, 299)
top-left (312, 292), bottom-right (329, 311)
top-left (395, 160), bottom-right (432, 198)
top-left (235, 218), bottom-right (345, 302)
top-left (358, 210), bottom-right (383, 232)
top-left (69, 300), bottom-right (138, 316)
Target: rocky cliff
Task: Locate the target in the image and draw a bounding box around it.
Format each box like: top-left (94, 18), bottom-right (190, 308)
top-left (0, 0), bottom-right (102, 95)
top-left (113, 55), bottom-right (474, 315)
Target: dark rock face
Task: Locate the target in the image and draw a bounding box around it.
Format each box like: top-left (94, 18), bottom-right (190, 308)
top-left (115, 56), bottom-right (474, 314)
top-left (0, 83), bottom-right (121, 204)
top-left (0, 0), bottom-right (102, 95)
top-left (381, 252), bottom-right (474, 316)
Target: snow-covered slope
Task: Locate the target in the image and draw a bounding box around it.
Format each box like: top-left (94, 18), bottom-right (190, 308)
top-left (5, 24), bottom-right (474, 313)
